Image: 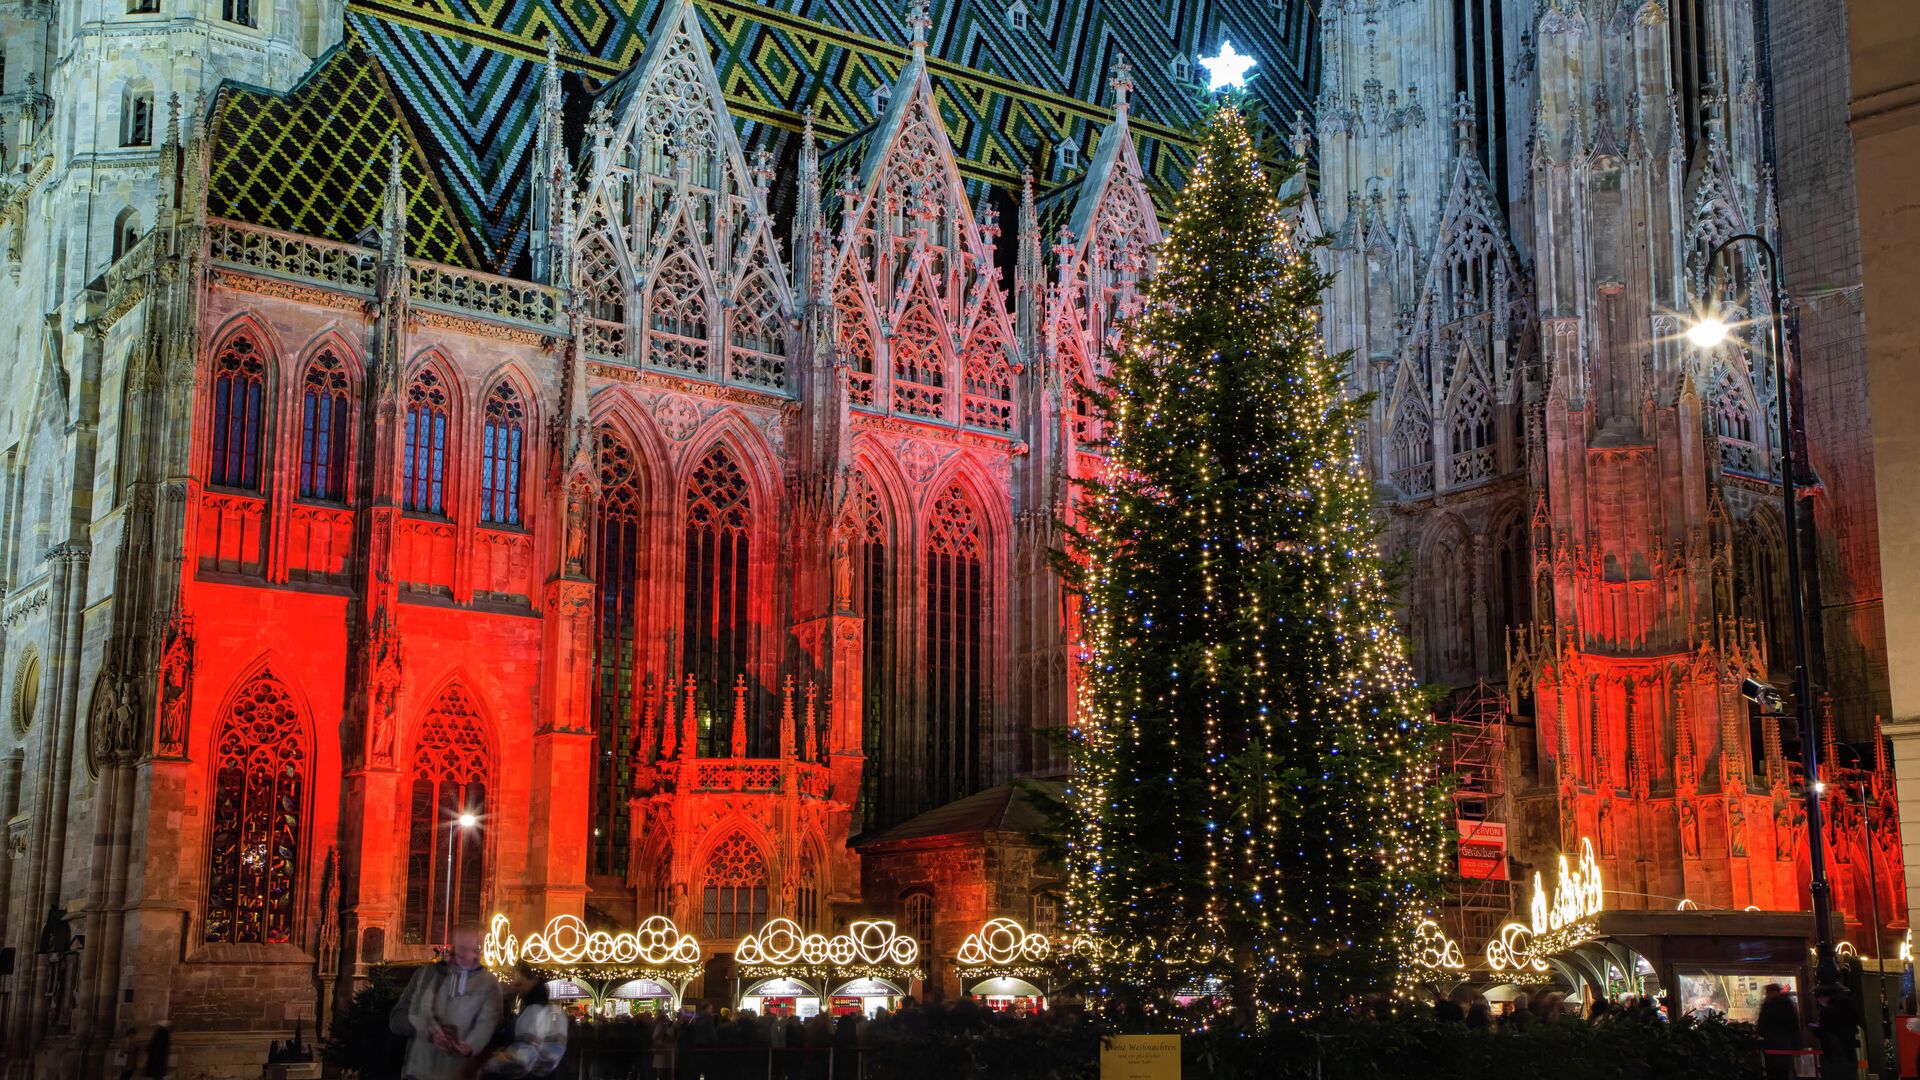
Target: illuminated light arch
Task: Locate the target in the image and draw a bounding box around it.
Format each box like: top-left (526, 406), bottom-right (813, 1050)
top-left (955, 917), bottom-right (1051, 967)
top-left (1411, 919), bottom-right (1465, 971)
top-left (734, 918), bottom-right (919, 969)
top-left (483, 912), bottom-right (702, 969)
top-left (1485, 837), bottom-right (1604, 972)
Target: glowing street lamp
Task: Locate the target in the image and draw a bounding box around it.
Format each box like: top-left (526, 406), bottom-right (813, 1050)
top-left (1690, 233), bottom-right (1840, 991)
top-left (444, 809), bottom-right (481, 947)
top-left (1684, 315), bottom-right (1732, 349)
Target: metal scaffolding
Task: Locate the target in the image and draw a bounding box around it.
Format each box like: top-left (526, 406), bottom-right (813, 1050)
top-left (1442, 681), bottom-right (1513, 954)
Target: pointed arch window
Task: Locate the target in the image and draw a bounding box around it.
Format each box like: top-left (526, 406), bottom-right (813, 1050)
top-left (205, 671), bottom-right (307, 945)
top-left (1448, 378), bottom-right (1496, 486)
top-left (836, 297), bottom-right (877, 406)
top-left (903, 890), bottom-right (935, 958)
top-left (579, 236), bottom-right (628, 361)
top-left (892, 302), bottom-right (947, 420)
top-left (403, 687), bottom-right (492, 945)
top-left (1390, 395), bottom-right (1434, 497)
top-left (728, 274), bottom-right (787, 390)
top-left (684, 448), bottom-right (752, 753)
top-left (402, 366), bottom-right (451, 515)
top-left (298, 350), bottom-right (351, 501)
top-left (701, 832), bottom-right (767, 938)
top-left (852, 471), bottom-right (891, 830)
top-left (924, 486), bottom-right (984, 812)
top-left (648, 254), bottom-right (711, 375)
top-left (592, 428), bottom-right (643, 876)
top-left (961, 326), bottom-right (1014, 432)
top-left (480, 382), bottom-right (526, 526)
top-left (1711, 372), bottom-right (1759, 476)
top-left (209, 334), bottom-right (267, 490)
top-left (794, 860), bottom-right (819, 927)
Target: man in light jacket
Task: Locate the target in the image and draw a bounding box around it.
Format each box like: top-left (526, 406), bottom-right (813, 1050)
top-left (389, 924), bottom-right (502, 1080)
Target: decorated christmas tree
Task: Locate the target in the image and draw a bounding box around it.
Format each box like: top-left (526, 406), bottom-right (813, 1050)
top-left (1062, 102), bottom-right (1448, 1021)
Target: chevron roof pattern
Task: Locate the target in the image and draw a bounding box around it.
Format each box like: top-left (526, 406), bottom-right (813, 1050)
top-left (210, 0), bottom-right (1318, 275)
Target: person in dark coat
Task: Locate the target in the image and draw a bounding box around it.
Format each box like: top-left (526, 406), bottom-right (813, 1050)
top-left (1812, 986), bottom-right (1859, 1080)
top-left (1756, 984), bottom-right (1803, 1080)
top-left (142, 1021), bottom-right (172, 1079)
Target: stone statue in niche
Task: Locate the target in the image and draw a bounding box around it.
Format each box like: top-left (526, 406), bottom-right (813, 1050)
top-left (831, 529), bottom-right (854, 613)
top-left (368, 609), bottom-right (403, 768)
top-left (155, 616), bottom-right (194, 758)
top-left (1728, 800), bottom-right (1748, 858)
top-left (1678, 798), bottom-right (1700, 859)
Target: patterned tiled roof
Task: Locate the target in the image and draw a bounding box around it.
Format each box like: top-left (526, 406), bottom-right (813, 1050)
top-left (210, 0), bottom-right (1319, 276)
top-left (207, 34), bottom-right (480, 268)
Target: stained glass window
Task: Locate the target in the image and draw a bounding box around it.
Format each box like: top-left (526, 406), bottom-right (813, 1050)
top-left (684, 447), bottom-right (752, 755)
top-left (479, 382), bottom-right (525, 526)
top-left (592, 428), bottom-right (642, 876)
top-left (924, 486), bottom-right (984, 812)
top-left (298, 350), bottom-right (350, 501)
top-left (209, 334), bottom-right (267, 490)
top-left (402, 687), bottom-right (492, 945)
top-left (701, 833), bottom-right (767, 938)
top-left (403, 366), bottom-right (451, 515)
top-left (205, 671), bottom-right (306, 945)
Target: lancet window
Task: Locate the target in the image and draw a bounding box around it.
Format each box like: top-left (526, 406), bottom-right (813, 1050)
top-left (479, 382), bottom-right (525, 526)
top-left (904, 890), bottom-right (935, 957)
top-left (1711, 372), bottom-right (1759, 476)
top-left (209, 334), bottom-right (267, 490)
top-left (794, 861), bottom-right (820, 927)
top-left (924, 486), bottom-right (985, 812)
top-left (891, 302), bottom-right (947, 420)
top-left (728, 274), bottom-right (786, 389)
top-left (702, 833), bottom-right (767, 938)
top-left (205, 671), bottom-right (307, 945)
top-left (648, 254), bottom-right (711, 375)
top-left (851, 470), bottom-right (891, 830)
top-left (402, 367), bottom-right (451, 515)
top-left (1390, 395), bottom-right (1434, 496)
top-left (684, 447), bottom-right (752, 753)
top-left (298, 349), bottom-right (350, 501)
top-left (579, 238), bottom-right (628, 361)
top-left (592, 428), bottom-right (643, 876)
top-left (1448, 378), bottom-right (1495, 486)
top-left (402, 687), bottom-right (492, 945)
top-left (837, 299), bottom-right (877, 406)
top-left (961, 326), bottom-right (1014, 432)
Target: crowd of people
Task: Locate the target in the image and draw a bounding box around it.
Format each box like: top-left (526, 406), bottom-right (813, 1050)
top-left (382, 922), bottom-right (1084, 1080)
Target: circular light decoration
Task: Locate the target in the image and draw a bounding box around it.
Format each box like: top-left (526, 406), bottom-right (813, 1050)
top-left (734, 918), bottom-right (918, 969)
top-left (1411, 919), bottom-right (1465, 971)
top-left (484, 912), bottom-right (701, 969)
top-left (955, 917), bottom-right (1051, 967)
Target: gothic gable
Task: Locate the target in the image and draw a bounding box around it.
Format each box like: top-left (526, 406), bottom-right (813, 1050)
top-left (571, 0), bottom-right (795, 391)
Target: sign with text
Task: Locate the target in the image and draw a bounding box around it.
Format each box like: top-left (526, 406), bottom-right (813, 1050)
top-left (1101, 1034), bottom-right (1180, 1080)
top-left (1457, 820), bottom-right (1508, 880)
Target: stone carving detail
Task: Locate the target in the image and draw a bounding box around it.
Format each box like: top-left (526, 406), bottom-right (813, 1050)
top-left (899, 442), bottom-right (939, 485)
top-left (654, 394), bottom-right (702, 441)
top-left (154, 615), bottom-right (194, 758)
top-left (367, 606), bottom-right (403, 768)
top-left (87, 666), bottom-right (140, 774)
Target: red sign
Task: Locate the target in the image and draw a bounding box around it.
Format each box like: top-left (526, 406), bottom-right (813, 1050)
top-left (1458, 821), bottom-right (1508, 881)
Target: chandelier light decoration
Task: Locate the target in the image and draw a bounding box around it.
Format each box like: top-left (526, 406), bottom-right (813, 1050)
top-left (1484, 838), bottom-right (1605, 974)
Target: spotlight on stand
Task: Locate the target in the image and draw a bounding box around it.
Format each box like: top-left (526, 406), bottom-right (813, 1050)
top-left (1738, 677), bottom-right (1786, 713)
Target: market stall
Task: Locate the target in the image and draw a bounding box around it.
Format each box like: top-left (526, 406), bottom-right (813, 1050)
top-left (483, 912), bottom-right (704, 1016)
top-left (954, 917), bottom-right (1052, 1012)
top-left (733, 918), bottom-right (921, 1017)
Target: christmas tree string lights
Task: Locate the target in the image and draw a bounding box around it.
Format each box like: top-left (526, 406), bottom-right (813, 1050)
top-left (1061, 101), bottom-right (1449, 1023)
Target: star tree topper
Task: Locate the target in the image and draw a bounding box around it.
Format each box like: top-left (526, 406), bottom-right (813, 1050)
top-left (1199, 39), bottom-right (1256, 91)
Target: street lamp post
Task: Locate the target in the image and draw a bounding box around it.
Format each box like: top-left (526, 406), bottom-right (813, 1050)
top-left (1688, 232), bottom-right (1839, 991)
top-left (444, 811), bottom-right (479, 948)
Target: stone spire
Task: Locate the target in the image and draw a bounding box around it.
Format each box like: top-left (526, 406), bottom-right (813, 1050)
top-left (380, 136), bottom-right (408, 270)
top-left (533, 38), bottom-right (567, 285)
top-left (1110, 51), bottom-right (1133, 117)
top-left (907, 0), bottom-right (930, 56)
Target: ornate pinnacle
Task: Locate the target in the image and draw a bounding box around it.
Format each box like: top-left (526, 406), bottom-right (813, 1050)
top-left (1452, 91), bottom-right (1475, 155)
top-left (906, 0), bottom-right (931, 52)
top-left (164, 92), bottom-right (181, 148)
top-left (1289, 108), bottom-right (1311, 160)
top-left (1110, 52), bottom-right (1133, 113)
